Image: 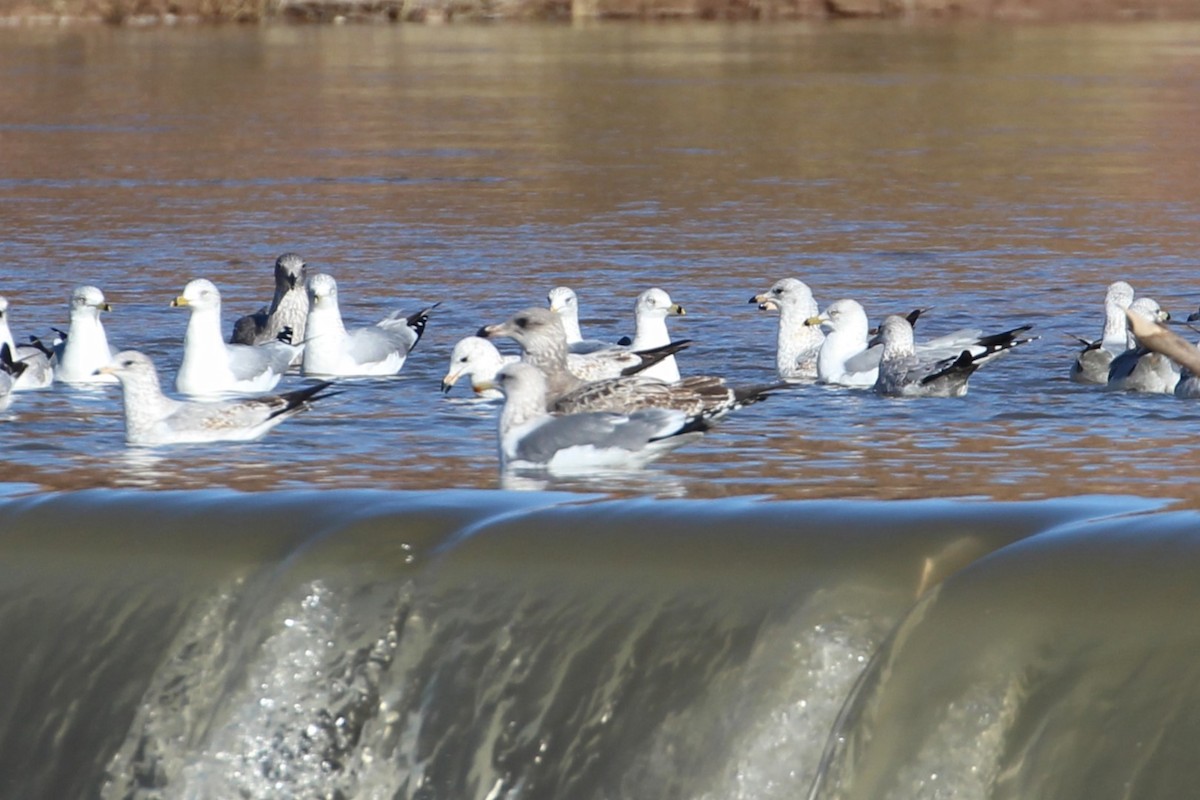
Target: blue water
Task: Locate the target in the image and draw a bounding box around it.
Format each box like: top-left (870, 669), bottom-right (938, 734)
top-left (2, 23), bottom-right (1200, 502)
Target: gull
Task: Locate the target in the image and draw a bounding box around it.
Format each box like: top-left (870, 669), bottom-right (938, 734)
top-left (480, 307), bottom-right (781, 419)
top-left (478, 307), bottom-right (689, 400)
top-left (808, 302), bottom-right (1002, 388)
top-left (751, 278), bottom-right (824, 382)
top-left (0, 296), bottom-right (53, 390)
top-left (172, 279), bottom-right (299, 398)
top-left (874, 315), bottom-right (1035, 398)
top-left (0, 344), bottom-right (25, 411)
top-left (53, 285), bottom-right (119, 384)
top-left (547, 287), bottom-right (614, 354)
top-left (1122, 309), bottom-right (1200, 399)
top-left (626, 288), bottom-right (686, 383)
top-left (441, 336), bottom-right (518, 399)
top-left (98, 350), bottom-right (334, 446)
top-left (302, 273), bottom-right (435, 377)
top-left (1106, 298), bottom-right (1178, 394)
top-left (230, 253), bottom-right (310, 362)
top-left (1070, 281), bottom-right (1135, 384)
top-left (482, 362), bottom-right (705, 472)
top-left (806, 298), bottom-right (879, 387)
top-left (479, 307), bottom-right (688, 396)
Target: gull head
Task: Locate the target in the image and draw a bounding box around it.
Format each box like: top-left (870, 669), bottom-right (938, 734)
top-left (97, 350), bottom-right (159, 384)
top-left (751, 278), bottom-right (814, 314)
top-left (443, 336), bottom-right (505, 394)
top-left (275, 252), bottom-right (308, 291)
top-left (0, 295), bottom-right (8, 320)
top-left (636, 288), bottom-right (685, 320)
top-left (877, 315), bottom-right (916, 355)
top-left (1106, 281), bottom-right (1135, 310)
top-left (306, 273), bottom-right (339, 307)
top-left (547, 286), bottom-right (578, 315)
top-left (477, 307), bottom-right (566, 352)
top-left (807, 298), bottom-right (867, 332)
top-left (486, 361), bottom-right (548, 402)
top-left (70, 285), bottom-right (112, 317)
top-left (171, 279), bottom-right (221, 312)
top-left (1129, 297), bottom-right (1168, 324)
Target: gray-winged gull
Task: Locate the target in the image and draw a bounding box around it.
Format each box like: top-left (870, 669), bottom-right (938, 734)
top-left (441, 336), bottom-right (518, 399)
top-left (483, 362), bottom-right (705, 472)
top-left (806, 298), bottom-right (879, 387)
top-left (53, 285), bottom-right (119, 384)
top-left (874, 315), bottom-right (1036, 397)
top-left (172, 279), bottom-right (299, 397)
top-left (627, 288), bottom-right (685, 383)
top-left (99, 350), bottom-right (334, 445)
top-left (751, 278), bottom-right (824, 382)
top-left (301, 273), bottom-right (435, 378)
top-left (0, 344), bottom-right (25, 411)
top-left (1106, 297), bottom-right (1178, 394)
top-left (0, 295), bottom-right (53, 390)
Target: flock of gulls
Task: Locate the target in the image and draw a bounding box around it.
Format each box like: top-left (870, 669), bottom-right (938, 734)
top-left (0, 256), bottom-right (1192, 473)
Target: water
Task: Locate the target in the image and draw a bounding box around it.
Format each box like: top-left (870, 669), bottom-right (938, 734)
top-left (2, 22), bottom-right (1200, 499)
top-left (3, 21), bottom-right (1200, 800)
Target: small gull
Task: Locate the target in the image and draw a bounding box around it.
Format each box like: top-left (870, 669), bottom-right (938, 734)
top-left (53, 285), bottom-right (119, 384)
top-left (172, 279), bottom-right (299, 398)
top-left (480, 307), bottom-right (780, 419)
top-left (874, 315), bottom-right (1035, 397)
top-left (751, 278), bottom-right (824, 382)
top-left (0, 295), bottom-right (53, 390)
top-left (482, 362), bottom-right (705, 472)
top-left (441, 336), bottom-right (518, 399)
top-left (230, 253), bottom-right (310, 363)
top-left (478, 307), bottom-right (689, 398)
top-left (547, 287), bottom-right (614, 354)
top-left (302, 273), bottom-right (435, 377)
top-left (626, 288), bottom-right (686, 383)
top-left (98, 350), bottom-right (334, 445)
top-left (1070, 281), bottom-right (1135, 384)
top-left (1106, 298), bottom-right (1178, 394)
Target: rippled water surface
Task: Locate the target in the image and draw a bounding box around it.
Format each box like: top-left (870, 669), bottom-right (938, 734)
top-left (2, 21), bottom-right (1200, 500)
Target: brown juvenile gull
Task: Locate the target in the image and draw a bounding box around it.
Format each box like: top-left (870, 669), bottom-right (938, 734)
top-left (477, 307), bottom-right (689, 400)
top-left (479, 306), bottom-right (782, 419)
top-left (873, 315), bottom-right (1035, 398)
top-left (98, 350), bottom-right (335, 445)
top-left (481, 361), bottom-right (706, 472)
top-left (230, 253), bottom-right (311, 348)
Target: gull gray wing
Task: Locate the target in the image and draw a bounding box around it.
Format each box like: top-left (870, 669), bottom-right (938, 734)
top-left (513, 408), bottom-right (689, 465)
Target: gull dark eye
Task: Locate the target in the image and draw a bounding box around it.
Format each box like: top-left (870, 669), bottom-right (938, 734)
top-left (123, 359), bottom-right (135, 367)
top-left (458, 356), bottom-right (468, 363)
top-left (773, 287), bottom-right (784, 296)
top-left (514, 317), bottom-right (529, 329)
